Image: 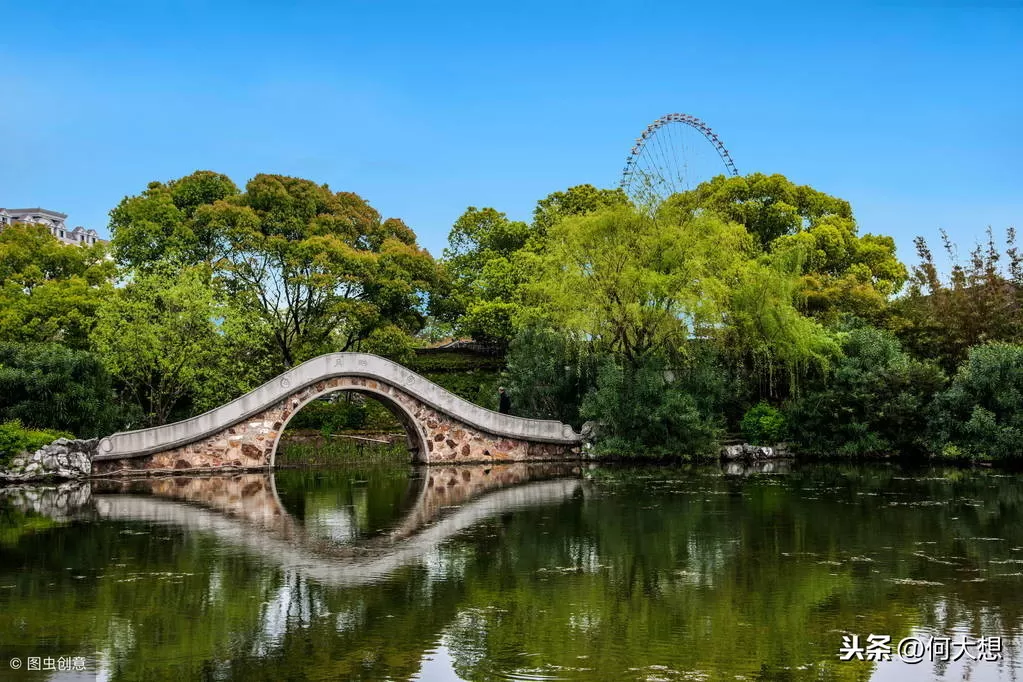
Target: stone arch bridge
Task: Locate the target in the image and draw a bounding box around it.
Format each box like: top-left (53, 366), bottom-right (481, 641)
top-left (93, 353), bottom-right (582, 476)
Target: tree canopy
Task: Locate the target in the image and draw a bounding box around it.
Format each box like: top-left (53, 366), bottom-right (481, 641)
top-left (891, 228), bottom-right (1023, 374)
top-left (667, 173), bottom-right (906, 323)
top-left (110, 171), bottom-right (440, 370)
top-left (91, 265), bottom-right (227, 426)
top-left (5, 164), bottom-right (1016, 463)
top-left (439, 185), bottom-right (634, 347)
top-left (532, 184), bottom-right (630, 236)
top-left (438, 207), bottom-right (536, 345)
top-left (532, 202), bottom-right (833, 372)
top-left (109, 170), bottom-right (241, 269)
top-left (0, 342), bottom-right (121, 437)
top-left (0, 223), bottom-right (115, 349)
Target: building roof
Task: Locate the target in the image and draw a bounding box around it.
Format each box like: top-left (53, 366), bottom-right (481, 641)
top-left (416, 339), bottom-right (504, 355)
top-left (0, 207), bottom-right (69, 218)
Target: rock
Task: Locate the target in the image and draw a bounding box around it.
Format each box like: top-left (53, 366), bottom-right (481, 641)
top-left (0, 437), bottom-right (96, 484)
top-left (744, 444), bottom-right (774, 459)
top-left (720, 443), bottom-right (782, 461)
top-left (69, 453), bottom-right (90, 471)
top-left (721, 444), bottom-right (746, 460)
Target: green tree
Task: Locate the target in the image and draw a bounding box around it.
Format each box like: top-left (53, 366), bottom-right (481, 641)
top-left (772, 218), bottom-right (906, 322)
top-left (501, 327), bottom-right (599, 426)
top-left (892, 227), bottom-right (1023, 374)
top-left (535, 205), bottom-right (749, 361)
top-left (533, 202), bottom-right (830, 373)
top-left (668, 173), bottom-right (906, 323)
top-left (445, 207), bottom-right (533, 277)
top-left (580, 353), bottom-right (725, 457)
top-left (667, 172), bottom-right (853, 247)
top-left (111, 172), bottom-right (441, 370)
top-left (108, 170), bottom-right (240, 269)
top-left (216, 177), bottom-right (438, 367)
top-left (0, 223), bottom-right (115, 348)
top-left (186, 297), bottom-right (280, 414)
top-left (439, 207), bottom-right (536, 346)
top-left (723, 249), bottom-right (838, 399)
top-left (438, 186), bottom-right (630, 347)
top-left (91, 266), bottom-right (225, 426)
top-left (531, 184), bottom-right (630, 236)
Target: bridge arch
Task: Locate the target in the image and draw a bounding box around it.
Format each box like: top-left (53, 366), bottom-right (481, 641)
top-left (268, 379), bottom-right (432, 466)
top-left (92, 353), bottom-right (581, 475)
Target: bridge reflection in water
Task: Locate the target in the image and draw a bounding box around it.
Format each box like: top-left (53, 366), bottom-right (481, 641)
top-left (55, 463), bottom-right (583, 586)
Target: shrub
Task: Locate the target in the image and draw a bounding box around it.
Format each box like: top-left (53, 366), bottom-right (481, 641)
top-left (407, 350), bottom-right (505, 374)
top-left (740, 402), bottom-right (787, 445)
top-left (930, 343), bottom-right (1023, 461)
top-left (411, 365), bottom-right (501, 409)
top-left (580, 353), bottom-right (725, 458)
top-left (0, 342), bottom-right (122, 437)
top-left (785, 325), bottom-right (945, 456)
top-left (0, 420), bottom-right (72, 465)
top-left (287, 398), bottom-right (368, 434)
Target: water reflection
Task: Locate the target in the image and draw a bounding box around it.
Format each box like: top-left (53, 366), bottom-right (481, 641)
top-left (2, 463), bottom-right (1023, 680)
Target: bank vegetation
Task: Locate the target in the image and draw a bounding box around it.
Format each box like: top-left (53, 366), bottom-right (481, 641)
top-left (2, 170), bottom-right (1020, 462)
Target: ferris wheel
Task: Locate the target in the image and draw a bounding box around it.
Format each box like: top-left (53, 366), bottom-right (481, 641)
top-left (620, 113), bottom-right (739, 202)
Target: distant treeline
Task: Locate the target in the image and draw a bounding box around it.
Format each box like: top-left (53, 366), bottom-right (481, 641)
top-left (2, 171), bottom-right (1021, 462)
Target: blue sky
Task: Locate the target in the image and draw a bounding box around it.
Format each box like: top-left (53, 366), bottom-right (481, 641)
top-left (1, 0), bottom-right (1020, 266)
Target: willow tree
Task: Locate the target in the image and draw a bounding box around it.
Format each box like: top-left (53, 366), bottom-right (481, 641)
top-left (725, 249), bottom-right (839, 396)
top-left (437, 185), bottom-right (632, 347)
top-left (533, 203), bottom-right (835, 398)
top-left (537, 205), bottom-right (743, 361)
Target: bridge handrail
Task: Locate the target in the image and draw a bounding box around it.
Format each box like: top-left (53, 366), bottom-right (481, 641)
top-left (96, 352), bottom-right (581, 460)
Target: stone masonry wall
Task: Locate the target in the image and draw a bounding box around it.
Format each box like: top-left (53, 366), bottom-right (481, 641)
top-left (92, 376), bottom-right (580, 476)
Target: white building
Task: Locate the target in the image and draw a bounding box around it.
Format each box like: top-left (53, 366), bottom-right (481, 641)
top-left (0, 207), bottom-right (106, 246)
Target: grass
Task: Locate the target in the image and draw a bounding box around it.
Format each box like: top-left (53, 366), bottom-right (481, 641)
top-left (276, 435), bottom-right (411, 467)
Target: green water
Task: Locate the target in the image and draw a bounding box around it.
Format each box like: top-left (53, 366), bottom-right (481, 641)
top-left (1, 462), bottom-right (1022, 681)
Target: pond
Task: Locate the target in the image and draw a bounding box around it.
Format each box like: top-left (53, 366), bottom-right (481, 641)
top-left (1, 461), bottom-right (1022, 681)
